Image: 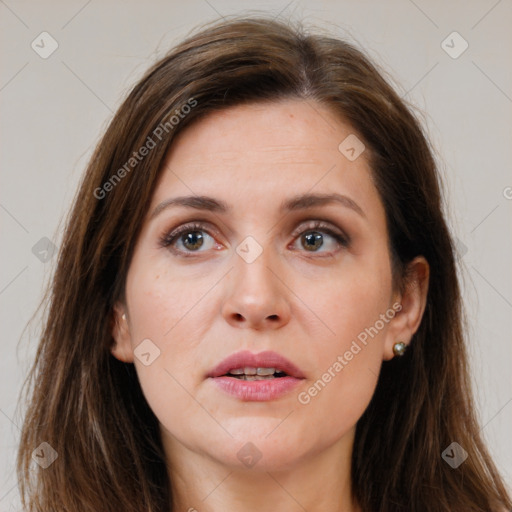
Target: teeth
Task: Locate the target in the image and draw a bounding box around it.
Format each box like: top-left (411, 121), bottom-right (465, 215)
top-left (237, 375), bottom-right (276, 381)
top-left (228, 367), bottom-right (277, 376)
top-left (256, 367), bottom-right (276, 376)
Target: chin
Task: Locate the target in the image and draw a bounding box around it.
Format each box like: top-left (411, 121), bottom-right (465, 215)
top-left (205, 426), bottom-right (311, 472)
top-left (221, 446), bottom-right (305, 473)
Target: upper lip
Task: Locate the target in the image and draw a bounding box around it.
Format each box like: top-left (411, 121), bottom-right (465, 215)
top-left (207, 350), bottom-right (305, 379)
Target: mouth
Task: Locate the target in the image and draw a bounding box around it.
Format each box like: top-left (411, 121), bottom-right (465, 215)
top-left (207, 349), bottom-right (305, 380)
top-left (222, 367), bottom-right (289, 380)
top-left (207, 350), bottom-right (305, 401)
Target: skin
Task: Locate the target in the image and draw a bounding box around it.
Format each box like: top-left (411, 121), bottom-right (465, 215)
top-left (111, 99), bottom-right (429, 512)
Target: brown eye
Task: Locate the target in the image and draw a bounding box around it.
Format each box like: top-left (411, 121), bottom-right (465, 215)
top-left (160, 220), bottom-right (349, 258)
top-left (180, 230), bottom-right (205, 251)
top-left (160, 222), bottom-right (218, 255)
top-left (301, 232), bottom-right (324, 251)
top-left (291, 220), bottom-right (349, 255)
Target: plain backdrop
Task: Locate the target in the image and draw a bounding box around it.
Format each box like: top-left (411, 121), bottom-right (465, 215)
top-left (1, 0), bottom-right (511, 508)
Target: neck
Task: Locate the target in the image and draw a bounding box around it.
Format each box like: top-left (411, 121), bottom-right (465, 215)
top-left (164, 427), bottom-right (360, 512)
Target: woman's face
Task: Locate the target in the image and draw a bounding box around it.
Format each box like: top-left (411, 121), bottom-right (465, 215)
top-left (112, 99), bottom-right (422, 473)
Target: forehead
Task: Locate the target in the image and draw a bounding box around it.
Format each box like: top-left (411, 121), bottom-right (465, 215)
top-left (150, 99), bottom-right (382, 221)
top-left (164, 99), bottom-right (364, 166)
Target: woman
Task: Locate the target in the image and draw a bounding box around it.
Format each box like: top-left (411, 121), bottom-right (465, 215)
top-left (17, 16), bottom-right (511, 512)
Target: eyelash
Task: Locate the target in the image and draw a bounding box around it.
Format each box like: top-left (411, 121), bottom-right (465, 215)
top-left (159, 220), bottom-right (350, 258)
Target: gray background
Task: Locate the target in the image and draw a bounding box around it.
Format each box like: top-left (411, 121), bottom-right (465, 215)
top-left (1, 0), bottom-right (511, 508)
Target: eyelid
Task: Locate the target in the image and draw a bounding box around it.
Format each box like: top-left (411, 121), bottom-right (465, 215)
top-left (289, 219), bottom-right (350, 243)
top-left (160, 220), bottom-right (220, 247)
top-left (159, 218), bottom-right (350, 255)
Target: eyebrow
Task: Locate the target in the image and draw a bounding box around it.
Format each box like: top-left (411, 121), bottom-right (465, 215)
top-left (150, 192), bottom-right (366, 219)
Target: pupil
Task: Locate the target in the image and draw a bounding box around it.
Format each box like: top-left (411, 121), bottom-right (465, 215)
top-left (182, 231), bottom-right (323, 252)
top-left (303, 232), bottom-right (323, 251)
top-left (183, 231), bottom-right (203, 250)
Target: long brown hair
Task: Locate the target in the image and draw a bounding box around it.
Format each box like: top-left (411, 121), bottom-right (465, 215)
top-left (17, 15), bottom-right (511, 512)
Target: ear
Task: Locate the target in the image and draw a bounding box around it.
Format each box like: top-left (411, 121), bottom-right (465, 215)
top-left (383, 256), bottom-right (430, 361)
top-left (110, 302), bottom-right (134, 363)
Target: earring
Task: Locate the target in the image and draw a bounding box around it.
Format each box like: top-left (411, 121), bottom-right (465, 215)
top-left (393, 341), bottom-right (407, 357)
top-left (121, 313), bottom-right (126, 321)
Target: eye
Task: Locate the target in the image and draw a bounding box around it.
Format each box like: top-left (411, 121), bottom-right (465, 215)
top-left (159, 220), bottom-right (349, 257)
top-left (290, 220), bottom-right (349, 256)
top-left (159, 222), bottom-right (220, 256)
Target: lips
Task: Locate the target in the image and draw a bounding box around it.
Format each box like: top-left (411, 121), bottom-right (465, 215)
top-left (207, 350), bottom-right (306, 401)
top-left (207, 350), bottom-right (305, 379)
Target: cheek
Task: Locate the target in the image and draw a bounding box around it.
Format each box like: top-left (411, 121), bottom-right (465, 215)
top-left (296, 312), bottom-right (386, 446)
top-left (124, 254), bottom-right (219, 427)
top-left (126, 255), bottom-right (208, 345)
top-left (316, 249), bottom-right (392, 344)
top-left (298, 260), bottom-right (391, 429)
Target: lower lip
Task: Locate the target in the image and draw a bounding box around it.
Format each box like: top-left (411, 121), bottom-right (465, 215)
top-left (210, 376), bottom-right (303, 401)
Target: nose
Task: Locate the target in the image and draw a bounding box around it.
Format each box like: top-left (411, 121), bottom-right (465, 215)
top-left (221, 247), bottom-right (291, 331)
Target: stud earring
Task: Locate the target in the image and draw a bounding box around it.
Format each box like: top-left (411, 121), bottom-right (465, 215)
top-left (393, 341), bottom-right (407, 357)
top-left (121, 313), bottom-right (126, 321)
